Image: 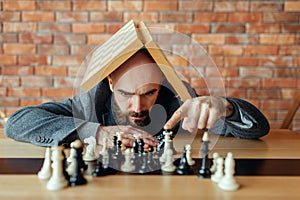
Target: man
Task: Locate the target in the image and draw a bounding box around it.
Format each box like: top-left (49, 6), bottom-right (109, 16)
top-left (4, 49), bottom-right (270, 148)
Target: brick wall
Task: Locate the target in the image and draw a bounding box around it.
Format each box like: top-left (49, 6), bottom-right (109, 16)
top-left (0, 0), bottom-right (299, 130)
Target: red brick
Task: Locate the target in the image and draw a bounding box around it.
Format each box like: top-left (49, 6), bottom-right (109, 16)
top-left (106, 24), bottom-right (124, 34)
top-left (0, 33), bottom-right (18, 42)
top-left (173, 45), bottom-right (209, 58)
top-left (166, 56), bottom-right (188, 67)
top-left (42, 88), bottom-right (74, 97)
top-left (263, 12), bottom-right (299, 23)
top-left (226, 89), bottom-right (246, 99)
top-left (246, 23), bottom-right (280, 33)
top-left (38, 23), bottom-right (71, 33)
top-left (175, 66), bottom-right (201, 79)
top-left (0, 77), bottom-right (20, 87)
top-left (3, 22), bottom-right (37, 32)
top-left (0, 98), bottom-right (19, 107)
top-left (72, 23), bottom-right (105, 33)
top-left (87, 34), bottom-right (112, 45)
top-left (295, 57), bottom-right (300, 67)
top-left (54, 34), bottom-right (86, 44)
top-left (228, 13), bottom-right (262, 23)
top-left (225, 57), bottom-right (258, 67)
top-left (281, 25), bottom-right (300, 33)
top-left (56, 12), bottom-right (89, 22)
top-left (21, 76), bottom-right (53, 87)
top-left (90, 12), bottom-right (123, 22)
top-left (8, 88), bottom-right (41, 97)
top-left (259, 56), bottom-right (293, 67)
top-left (1, 66), bottom-right (34, 75)
top-left (213, 24), bottom-right (245, 33)
top-left (262, 79), bottom-right (297, 88)
top-left (73, 1), bottom-right (106, 11)
top-left (260, 34), bottom-right (295, 45)
top-left (193, 34), bottom-right (225, 45)
top-left (71, 45), bottom-right (94, 56)
top-left (4, 44), bottom-right (36, 55)
top-left (37, 1), bottom-right (71, 11)
top-left (144, 1), bottom-right (178, 11)
top-left (189, 56), bottom-right (218, 68)
top-left (35, 66), bottom-right (68, 76)
top-left (20, 99), bottom-right (45, 107)
top-left (195, 13), bottom-right (228, 22)
top-left (208, 45), bottom-right (243, 56)
top-left (247, 89), bottom-right (281, 99)
top-left (214, 1), bottom-right (249, 12)
top-left (54, 77), bottom-right (75, 87)
top-left (0, 55), bottom-right (17, 65)
top-left (159, 12), bottom-right (193, 23)
top-left (108, 0), bottom-right (142, 11)
top-left (53, 56), bottom-right (84, 66)
top-left (206, 67), bottom-right (239, 77)
top-left (38, 45), bottom-right (69, 55)
top-left (226, 78), bottom-right (261, 88)
top-left (226, 35), bottom-right (259, 44)
top-left (244, 45), bottom-right (279, 56)
top-left (3, 0), bottom-right (35, 10)
top-left (285, 1), bottom-right (300, 12)
top-left (19, 33), bottom-right (52, 44)
top-left (68, 67), bottom-right (80, 77)
top-left (0, 87), bottom-right (7, 96)
top-left (124, 12), bottom-right (158, 23)
top-left (179, 1), bottom-right (212, 11)
top-left (0, 11), bottom-right (20, 21)
top-left (18, 56), bottom-right (48, 65)
top-left (239, 67), bottom-right (273, 78)
top-left (22, 11), bottom-right (55, 22)
top-left (250, 1), bottom-right (283, 11)
top-left (274, 68), bottom-right (298, 78)
top-left (175, 24), bottom-right (210, 34)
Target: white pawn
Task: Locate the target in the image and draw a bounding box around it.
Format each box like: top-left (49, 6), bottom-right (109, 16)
top-left (218, 152), bottom-right (240, 191)
top-left (210, 152), bottom-right (220, 174)
top-left (116, 131), bottom-right (126, 151)
top-left (47, 146), bottom-right (68, 191)
top-left (161, 149), bottom-right (176, 173)
top-left (211, 157), bottom-right (224, 183)
top-left (185, 144), bottom-right (195, 166)
top-left (121, 149), bottom-right (135, 172)
top-left (83, 136), bottom-right (97, 161)
top-left (38, 147), bottom-right (52, 180)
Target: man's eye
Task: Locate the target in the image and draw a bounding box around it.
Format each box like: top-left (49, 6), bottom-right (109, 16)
top-left (120, 92), bottom-right (131, 97)
top-left (143, 91), bottom-right (155, 97)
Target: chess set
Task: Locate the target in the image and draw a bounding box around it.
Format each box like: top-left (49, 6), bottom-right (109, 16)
top-left (36, 130), bottom-right (241, 192)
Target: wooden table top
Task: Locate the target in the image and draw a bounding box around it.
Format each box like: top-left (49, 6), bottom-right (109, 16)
top-left (0, 128), bottom-right (299, 200)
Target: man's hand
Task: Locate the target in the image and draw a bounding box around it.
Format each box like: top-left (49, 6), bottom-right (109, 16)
top-left (96, 125), bottom-right (159, 148)
top-left (164, 96), bottom-right (233, 132)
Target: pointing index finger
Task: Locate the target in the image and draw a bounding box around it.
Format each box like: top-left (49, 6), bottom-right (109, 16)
top-left (164, 107), bottom-right (183, 130)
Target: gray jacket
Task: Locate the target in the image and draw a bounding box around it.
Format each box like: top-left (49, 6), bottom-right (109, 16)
top-left (4, 79), bottom-right (270, 146)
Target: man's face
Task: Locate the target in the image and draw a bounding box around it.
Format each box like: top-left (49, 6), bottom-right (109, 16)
top-left (108, 51), bottom-right (163, 127)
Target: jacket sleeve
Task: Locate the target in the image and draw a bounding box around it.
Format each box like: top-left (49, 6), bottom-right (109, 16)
top-left (4, 88), bottom-right (100, 147)
top-left (210, 97), bottom-right (270, 139)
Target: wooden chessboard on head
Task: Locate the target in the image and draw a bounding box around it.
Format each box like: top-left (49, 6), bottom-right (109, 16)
top-left (80, 20), bottom-right (192, 102)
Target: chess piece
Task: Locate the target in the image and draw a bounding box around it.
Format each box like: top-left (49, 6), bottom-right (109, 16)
top-left (116, 131), bottom-right (126, 151)
top-left (185, 144), bottom-right (195, 166)
top-left (83, 136), bottom-right (97, 161)
top-left (176, 147), bottom-right (193, 175)
top-left (93, 153), bottom-right (106, 176)
top-left (38, 147), bottom-right (52, 180)
top-left (211, 157), bottom-right (224, 183)
top-left (46, 146), bottom-right (68, 191)
top-left (121, 148), bottom-right (136, 173)
top-left (69, 140), bottom-right (87, 186)
top-left (161, 149), bottom-right (176, 173)
top-left (197, 132), bottom-right (211, 178)
top-left (210, 152), bottom-right (220, 174)
top-left (218, 152), bottom-right (240, 191)
top-left (159, 130), bottom-right (173, 163)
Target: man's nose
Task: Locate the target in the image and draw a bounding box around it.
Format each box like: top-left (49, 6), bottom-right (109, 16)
top-left (131, 95), bottom-right (142, 112)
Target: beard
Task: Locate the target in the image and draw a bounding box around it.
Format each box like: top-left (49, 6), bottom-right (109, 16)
top-left (111, 96), bottom-right (151, 127)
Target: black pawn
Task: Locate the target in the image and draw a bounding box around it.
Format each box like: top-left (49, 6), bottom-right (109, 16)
top-left (69, 146), bottom-right (87, 186)
top-left (92, 154), bottom-right (106, 176)
top-left (176, 147), bottom-right (193, 175)
top-left (197, 137), bottom-right (211, 178)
